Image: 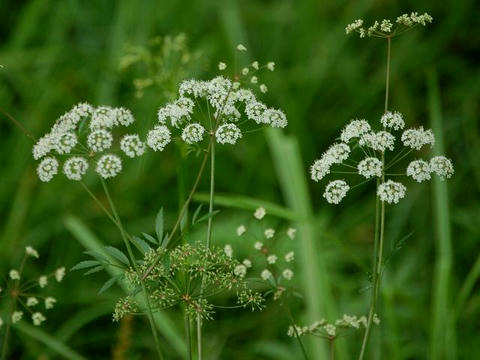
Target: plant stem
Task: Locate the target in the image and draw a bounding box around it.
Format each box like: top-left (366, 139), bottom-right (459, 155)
top-left (100, 180), bottom-right (164, 360)
top-left (185, 313), bottom-right (192, 360)
top-left (197, 136), bottom-right (216, 360)
top-left (329, 338), bottom-right (335, 360)
top-left (283, 304), bottom-right (309, 360)
top-left (0, 296), bottom-right (15, 360)
top-left (358, 35), bottom-right (391, 360)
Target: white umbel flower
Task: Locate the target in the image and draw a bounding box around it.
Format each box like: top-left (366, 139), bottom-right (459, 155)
top-left (27, 297), bottom-right (39, 307)
top-left (39, 276), bottom-right (48, 288)
top-left (224, 244), bottom-right (233, 258)
top-left (90, 106), bottom-right (116, 129)
top-left (261, 269), bottom-right (272, 280)
top-left (310, 158), bottom-right (331, 182)
top-left (147, 125), bottom-right (171, 151)
top-left (340, 119), bottom-right (371, 143)
top-left (26, 246), bottom-right (39, 258)
top-left (9, 270), bottom-right (20, 280)
top-left (234, 264), bottom-right (247, 278)
top-left (54, 132), bottom-right (77, 154)
top-left (430, 156), bottom-right (454, 179)
top-left (287, 228), bottom-right (296, 240)
top-left (12, 311), bottom-right (23, 324)
top-left (406, 160), bottom-right (431, 182)
top-left (282, 269), bottom-right (294, 280)
top-left (243, 259), bottom-right (252, 268)
top-left (401, 127), bottom-right (435, 150)
top-left (254, 207), bottom-right (266, 220)
top-left (120, 134), bottom-right (146, 158)
top-left (179, 79), bottom-right (208, 98)
top-left (323, 180), bottom-right (350, 204)
top-left (33, 134), bottom-right (55, 160)
top-left (285, 251), bottom-right (295, 262)
top-left (63, 157), bottom-right (89, 181)
top-left (267, 62), bottom-right (275, 71)
top-left (181, 123), bottom-right (205, 144)
top-left (45, 297), bottom-right (56, 310)
top-left (32, 312), bottom-right (46, 326)
top-left (324, 324), bottom-right (336, 336)
top-left (114, 107), bottom-right (135, 127)
top-left (218, 62), bottom-right (227, 70)
top-left (360, 131), bottom-right (395, 151)
top-left (266, 255), bottom-right (277, 264)
top-left (381, 111), bottom-right (405, 130)
top-left (236, 225), bottom-right (246, 236)
top-left (216, 123), bottom-right (242, 144)
top-left (37, 157), bottom-right (59, 182)
top-left (263, 109), bottom-right (287, 128)
top-left (325, 143), bottom-right (351, 164)
top-left (377, 180), bottom-right (406, 204)
top-left (87, 129), bottom-right (113, 152)
top-left (264, 228), bottom-right (275, 239)
top-left (254, 242), bottom-right (263, 250)
top-left (358, 157), bottom-right (383, 178)
top-left (96, 154), bottom-right (122, 179)
top-left (55, 267), bottom-right (66, 282)
top-left (346, 19), bottom-right (363, 34)
top-left (245, 102), bottom-right (267, 124)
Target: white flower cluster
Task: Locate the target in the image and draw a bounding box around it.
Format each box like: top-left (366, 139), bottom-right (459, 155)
top-left (346, 12), bottom-right (432, 38)
top-left (311, 111), bottom-right (453, 204)
top-left (288, 314), bottom-right (379, 338)
top-left (33, 103), bottom-right (143, 182)
top-left (216, 123), bottom-right (242, 144)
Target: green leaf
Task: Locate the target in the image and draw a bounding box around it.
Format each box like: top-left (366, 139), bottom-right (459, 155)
top-left (131, 236), bottom-right (152, 253)
top-left (71, 260), bottom-right (101, 271)
top-left (83, 265), bottom-right (105, 276)
top-left (191, 204), bottom-right (203, 225)
top-left (98, 275), bottom-right (120, 295)
top-left (194, 210), bottom-right (221, 225)
top-left (142, 232), bottom-right (159, 245)
top-left (104, 246), bottom-right (130, 266)
top-left (155, 207), bottom-right (164, 243)
top-left (83, 250), bottom-right (108, 263)
top-left (161, 232), bottom-right (170, 249)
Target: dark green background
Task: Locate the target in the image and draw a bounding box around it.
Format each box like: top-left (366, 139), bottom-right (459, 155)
top-left (0, 0), bottom-right (478, 359)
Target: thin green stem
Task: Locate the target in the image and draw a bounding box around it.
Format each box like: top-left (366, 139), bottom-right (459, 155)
top-left (329, 338), bottom-right (335, 360)
top-left (100, 180), bottom-right (164, 360)
top-left (384, 36), bottom-right (391, 113)
top-left (283, 304), bottom-right (309, 360)
top-left (185, 313), bottom-right (192, 360)
top-left (0, 296), bottom-right (15, 360)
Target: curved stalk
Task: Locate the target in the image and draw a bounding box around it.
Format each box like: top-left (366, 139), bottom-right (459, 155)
top-left (101, 180), bottom-right (164, 360)
top-left (358, 35), bottom-right (391, 360)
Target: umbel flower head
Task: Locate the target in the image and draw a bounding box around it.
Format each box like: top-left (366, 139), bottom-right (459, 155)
top-left (310, 111), bottom-right (453, 204)
top-left (33, 103), bottom-right (145, 182)
top-left (0, 246), bottom-right (64, 329)
top-left (146, 46), bottom-right (287, 152)
top-left (346, 12), bottom-right (433, 38)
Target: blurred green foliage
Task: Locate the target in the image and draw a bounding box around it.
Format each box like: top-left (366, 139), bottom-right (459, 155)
top-left (0, 0), bottom-right (478, 359)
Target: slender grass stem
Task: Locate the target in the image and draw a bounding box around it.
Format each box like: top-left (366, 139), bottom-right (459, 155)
top-left (358, 35), bottom-right (391, 360)
top-left (185, 313), bottom-right (192, 360)
top-left (100, 180), bottom-right (164, 360)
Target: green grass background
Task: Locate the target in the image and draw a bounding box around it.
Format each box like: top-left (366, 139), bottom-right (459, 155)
top-left (0, 0), bottom-right (478, 359)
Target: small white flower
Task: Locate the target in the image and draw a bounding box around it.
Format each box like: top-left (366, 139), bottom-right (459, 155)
top-left (147, 125), bottom-right (171, 152)
top-left (267, 255), bottom-right (277, 264)
top-left (27, 297), bottom-right (39, 307)
top-left (282, 269), bottom-right (293, 280)
top-left (377, 180), bottom-right (406, 204)
top-left (310, 158), bottom-right (331, 182)
top-left (245, 101), bottom-right (267, 124)
top-left (340, 119), bottom-right (371, 143)
top-left (323, 180), bottom-right (350, 204)
top-left (357, 157), bottom-right (383, 178)
top-left (39, 276), bottom-right (48, 288)
top-left (401, 127), bottom-right (435, 150)
top-left (324, 324), bottom-right (336, 336)
top-left (241, 67), bottom-right (249, 75)
top-left (218, 62), bottom-right (227, 70)
top-left (406, 160), bottom-right (431, 182)
top-left (250, 76), bottom-right (258, 84)
top-left (236, 225), bottom-right (246, 236)
top-left (373, 313), bottom-right (381, 325)
top-left (381, 111), bottom-right (405, 130)
top-left (32, 312), bottom-right (46, 326)
top-left (285, 251), bottom-right (295, 262)
top-left (54, 132), bottom-right (77, 154)
top-left (287, 228), bottom-right (296, 240)
top-left (224, 244), bottom-right (233, 258)
top-left (234, 264), bottom-right (247, 278)
top-left (236, 44), bottom-right (247, 51)
top-left (37, 157), bottom-right (59, 182)
top-left (429, 156), bottom-right (454, 180)
top-left (45, 297), bottom-right (56, 310)
top-left (216, 123), bottom-right (242, 145)
top-left (360, 131), bottom-right (395, 151)
top-left (254, 241), bottom-right (263, 250)
top-left (346, 19), bottom-right (363, 34)
top-left (181, 123), bottom-right (205, 144)
top-left (115, 107), bottom-right (135, 127)
top-left (96, 154), bottom-right (122, 179)
top-left (12, 311), bottom-right (23, 324)
top-left (259, 84), bottom-right (268, 93)
top-left (243, 259), bottom-right (252, 268)
top-left (87, 129), bottom-right (113, 153)
top-left (25, 246), bottom-right (39, 258)
top-left (55, 267), bottom-right (66, 282)
top-left (251, 61), bottom-right (259, 70)
top-left (380, 19), bottom-right (393, 33)
top-left (90, 106), bottom-right (116, 129)
top-left (324, 143), bottom-right (350, 164)
top-left (267, 62), bottom-right (275, 71)
top-left (264, 228), bottom-right (275, 239)
top-left (263, 108), bottom-right (287, 128)
top-left (120, 134), bottom-right (146, 158)
top-left (261, 269), bottom-right (272, 280)
top-left (254, 207), bottom-right (266, 220)
top-left (63, 157), bottom-right (89, 181)
top-left (9, 270), bottom-right (20, 280)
